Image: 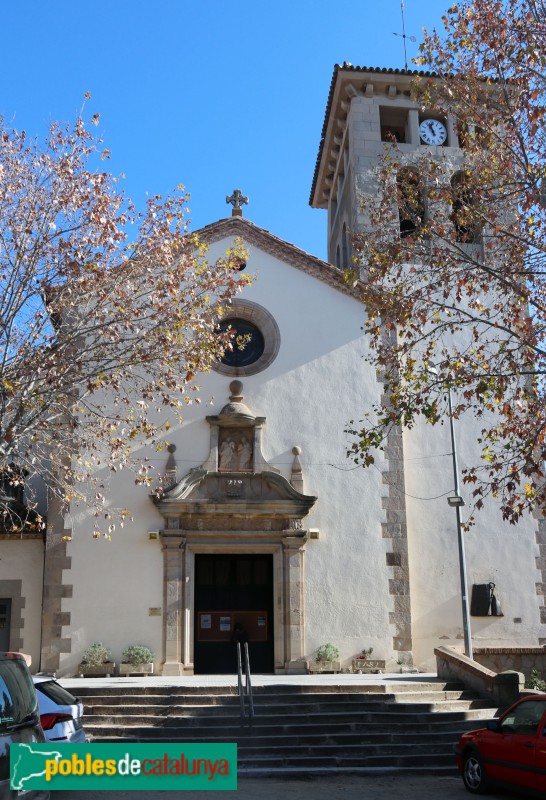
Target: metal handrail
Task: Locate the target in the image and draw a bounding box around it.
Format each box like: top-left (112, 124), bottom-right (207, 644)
top-left (236, 641), bottom-right (254, 726)
top-left (244, 642), bottom-right (254, 722)
top-left (236, 642), bottom-right (245, 723)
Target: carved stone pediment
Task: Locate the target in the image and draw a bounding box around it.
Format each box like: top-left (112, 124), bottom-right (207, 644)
top-left (155, 468), bottom-right (316, 521)
top-left (153, 381), bottom-right (317, 533)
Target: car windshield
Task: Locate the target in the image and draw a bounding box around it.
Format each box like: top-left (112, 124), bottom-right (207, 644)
top-left (0, 655), bottom-right (38, 730)
top-left (500, 699), bottom-right (546, 735)
top-left (35, 680), bottom-right (79, 706)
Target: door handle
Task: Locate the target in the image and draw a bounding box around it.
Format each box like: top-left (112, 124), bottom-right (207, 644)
top-left (523, 742), bottom-right (535, 749)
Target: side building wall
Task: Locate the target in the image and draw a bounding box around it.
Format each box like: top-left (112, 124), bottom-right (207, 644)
top-left (0, 537), bottom-right (45, 668)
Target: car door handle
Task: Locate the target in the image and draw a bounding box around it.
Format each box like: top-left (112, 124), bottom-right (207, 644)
top-left (523, 742), bottom-right (535, 748)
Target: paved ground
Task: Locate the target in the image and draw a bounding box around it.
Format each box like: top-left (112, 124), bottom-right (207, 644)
top-left (54, 773), bottom-right (520, 799)
top-left (62, 672), bottom-right (439, 690)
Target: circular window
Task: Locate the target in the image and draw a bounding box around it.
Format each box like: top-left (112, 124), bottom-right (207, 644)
top-left (213, 300), bottom-right (280, 377)
top-left (219, 319), bottom-right (265, 367)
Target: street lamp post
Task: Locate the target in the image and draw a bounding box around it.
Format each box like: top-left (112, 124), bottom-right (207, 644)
top-left (445, 386), bottom-right (473, 659)
top-left (428, 367), bottom-right (473, 659)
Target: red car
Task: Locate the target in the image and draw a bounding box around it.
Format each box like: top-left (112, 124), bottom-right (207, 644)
top-left (456, 694), bottom-right (546, 796)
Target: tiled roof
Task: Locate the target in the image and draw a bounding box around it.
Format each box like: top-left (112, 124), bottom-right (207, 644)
top-left (195, 216), bottom-right (360, 297)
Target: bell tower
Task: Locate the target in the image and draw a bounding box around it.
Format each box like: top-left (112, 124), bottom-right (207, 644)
top-left (309, 64), bottom-right (471, 669)
top-left (310, 64), bottom-right (463, 267)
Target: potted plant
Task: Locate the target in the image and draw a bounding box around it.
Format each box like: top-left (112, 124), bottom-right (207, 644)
top-left (352, 646), bottom-right (386, 673)
top-left (119, 645), bottom-right (155, 676)
top-left (78, 642), bottom-right (115, 677)
top-left (309, 643), bottom-right (340, 673)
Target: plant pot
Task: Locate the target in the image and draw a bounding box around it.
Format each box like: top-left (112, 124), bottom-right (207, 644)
top-left (119, 662), bottom-right (154, 676)
top-left (308, 660), bottom-right (341, 674)
top-left (78, 662), bottom-right (115, 677)
top-left (352, 658), bottom-right (386, 674)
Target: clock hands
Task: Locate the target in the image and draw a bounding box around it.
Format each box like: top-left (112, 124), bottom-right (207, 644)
top-left (420, 119), bottom-right (446, 144)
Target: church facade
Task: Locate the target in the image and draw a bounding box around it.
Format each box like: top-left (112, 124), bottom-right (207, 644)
top-left (1, 66), bottom-right (544, 675)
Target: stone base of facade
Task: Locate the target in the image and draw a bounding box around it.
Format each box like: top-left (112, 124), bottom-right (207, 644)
top-left (281, 660), bottom-right (307, 674)
top-left (161, 661), bottom-right (191, 676)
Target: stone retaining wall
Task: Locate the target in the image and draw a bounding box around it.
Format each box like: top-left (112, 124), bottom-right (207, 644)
top-left (435, 645), bottom-right (523, 707)
top-left (473, 647), bottom-right (546, 678)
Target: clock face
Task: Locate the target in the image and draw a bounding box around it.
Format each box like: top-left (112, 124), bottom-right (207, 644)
top-left (419, 118), bottom-right (447, 146)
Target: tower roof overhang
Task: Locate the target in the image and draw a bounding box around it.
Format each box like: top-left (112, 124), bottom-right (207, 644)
top-left (309, 64), bottom-right (441, 210)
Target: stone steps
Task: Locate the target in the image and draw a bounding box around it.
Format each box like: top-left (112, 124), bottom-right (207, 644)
top-left (76, 680), bottom-right (465, 697)
top-left (83, 704), bottom-right (494, 728)
top-left (82, 690), bottom-right (484, 713)
top-left (77, 679), bottom-right (498, 774)
top-left (86, 718), bottom-right (492, 740)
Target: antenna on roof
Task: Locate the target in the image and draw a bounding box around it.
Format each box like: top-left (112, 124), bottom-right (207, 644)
top-left (393, 0), bottom-right (416, 70)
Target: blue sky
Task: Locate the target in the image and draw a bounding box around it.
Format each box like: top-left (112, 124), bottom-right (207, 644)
top-left (2, 0), bottom-right (448, 261)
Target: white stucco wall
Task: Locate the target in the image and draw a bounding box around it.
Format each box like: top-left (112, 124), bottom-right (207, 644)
top-left (404, 409), bottom-right (543, 670)
top-left (60, 234), bottom-right (396, 673)
top-left (63, 473), bottom-right (165, 675)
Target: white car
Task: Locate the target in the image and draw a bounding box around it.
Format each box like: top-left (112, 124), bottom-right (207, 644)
top-left (32, 675), bottom-right (87, 743)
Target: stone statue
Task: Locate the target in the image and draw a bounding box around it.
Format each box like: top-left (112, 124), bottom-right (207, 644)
top-left (219, 438), bottom-right (235, 470)
top-left (238, 437), bottom-right (252, 470)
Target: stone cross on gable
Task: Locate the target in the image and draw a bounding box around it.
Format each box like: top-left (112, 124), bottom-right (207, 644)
top-left (226, 189), bottom-right (249, 217)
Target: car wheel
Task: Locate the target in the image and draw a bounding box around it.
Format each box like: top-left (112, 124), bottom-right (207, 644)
top-left (462, 752), bottom-right (489, 794)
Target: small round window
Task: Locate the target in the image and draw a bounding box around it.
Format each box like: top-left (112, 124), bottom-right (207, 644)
top-left (219, 319), bottom-right (265, 367)
top-left (213, 300), bottom-right (280, 377)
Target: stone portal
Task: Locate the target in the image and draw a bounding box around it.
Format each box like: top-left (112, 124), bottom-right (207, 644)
top-left (152, 381), bottom-right (317, 675)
